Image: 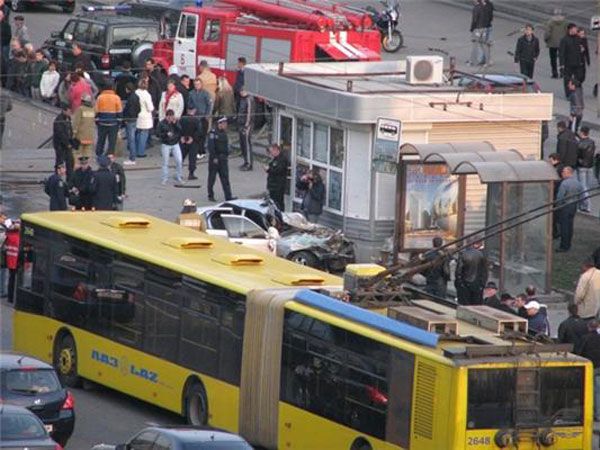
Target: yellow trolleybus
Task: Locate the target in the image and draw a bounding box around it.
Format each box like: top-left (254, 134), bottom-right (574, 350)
top-left (13, 211), bottom-right (593, 450)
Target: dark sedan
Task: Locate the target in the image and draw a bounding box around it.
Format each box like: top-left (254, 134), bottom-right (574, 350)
top-left (0, 404), bottom-right (62, 449)
top-left (0, 353), bottom-right (75, 447)
top-left (91, 426), bottom-right (253, 449)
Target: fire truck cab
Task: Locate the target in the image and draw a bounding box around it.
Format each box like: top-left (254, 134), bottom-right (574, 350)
top-left (152, 0), bottom-right (381, 81)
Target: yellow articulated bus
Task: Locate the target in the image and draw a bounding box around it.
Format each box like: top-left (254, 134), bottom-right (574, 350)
top-left (13, 211), bottom-right (592, 450)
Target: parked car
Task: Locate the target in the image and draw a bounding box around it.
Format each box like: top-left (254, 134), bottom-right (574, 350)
top-left (198, 198), bottom-right (356, 272)
top-left (121, 0), bottom-right (198, 38)
top-left (10, 0), bottom-right (74, 13)
top-left (42, 6), bottom-right (159, 79)
top-left (0, 353), bottom-right (75, 447)
top-left (91, 426), bottom-right (253, 450)
top-left (452, 72), bottom-right (541, 93)
top-left (0, 404), bottom-right (62, 449)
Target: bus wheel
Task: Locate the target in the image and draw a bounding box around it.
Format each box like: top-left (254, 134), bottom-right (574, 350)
top-left (53, 334), bottom-right (82, 388)
top-left (184, 382), bottom-right (208, 426)
top-left (350, 437), bottom-right (373, 450)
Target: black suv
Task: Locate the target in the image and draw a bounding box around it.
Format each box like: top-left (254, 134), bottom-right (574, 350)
top-left (0, 353), bottom-right (75, 447)
top-left (10, 0), bottom-right (75, 13)
top-left (42, 7), bottom-right (159, 79)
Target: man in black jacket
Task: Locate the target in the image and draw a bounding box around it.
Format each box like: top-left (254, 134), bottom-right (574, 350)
top-left (115, 61), bottom-right (137, 100)
top-left (91, 155), bottom-right (117, 210)
top-left (556, 120), bottom-right (578, 168)
top-left (122, 82), bottom-right (140, 165)
top-left (207, 117), bottom-right (234, 202)
top-left (557, 303), bottom-right (588, 351)
top-left (577, 320), bottom-right (600, 420)
top-left (265, 143), bottom-right (288, 211)
top-left (422, 236), bottom-right (451, 298)
top-left (0, 1), bottom-right (11, 88)
top-left (238, 88), bottom-right (254, 171)
top-left (559, 23), bottom-right (584, 96)
top-left (576, 126), bottom-right (595, 212)
top-left (469, 0), bottom-right (486, 66)
top-left (53, 103), bottom-right (74, 179)
top-left (44, 163), bottom-right (68, 211)
top-left (157, 109), bottom-right (183, 185)
top-left (108, 153), bottom-right (126, 210)
top-left (180, 110), bottom-right (200, 181)
top-left (454, 240), bottom-right (488, 305)
top-left (514, 24), bottom-right (540, 78)
top-left (69, 156), bottom-right (94, 210)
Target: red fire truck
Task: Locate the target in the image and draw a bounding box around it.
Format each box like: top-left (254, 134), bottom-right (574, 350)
top-left (152, 0), bottom-right (381, 81)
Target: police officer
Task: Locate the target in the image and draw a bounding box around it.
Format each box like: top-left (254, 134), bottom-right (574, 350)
top-left (264, 143), bottom-right (288, 211)
top-left (69, 156), bottom-right (94, 210)
top-left (207, 117), bottom-right (236, 202)
top-left (44, 162), bottom-right (68, 211)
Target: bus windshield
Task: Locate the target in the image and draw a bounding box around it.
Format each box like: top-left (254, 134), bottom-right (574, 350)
top-left (467, 367), bottom-right (584, 429)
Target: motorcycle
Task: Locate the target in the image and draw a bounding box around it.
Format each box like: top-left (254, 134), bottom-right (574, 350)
top-left (367, 0), bottom-right (403, 53)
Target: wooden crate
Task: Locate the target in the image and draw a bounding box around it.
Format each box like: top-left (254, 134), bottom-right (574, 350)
top-left (388, 306), bottom-right (458, 335)
top-left (456, 305), bottom-right (528, 334)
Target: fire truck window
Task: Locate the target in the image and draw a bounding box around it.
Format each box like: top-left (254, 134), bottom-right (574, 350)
top-left (203, 19), bottom-right (221, 42)
top-left (178, 15), bottom-right (197, 39)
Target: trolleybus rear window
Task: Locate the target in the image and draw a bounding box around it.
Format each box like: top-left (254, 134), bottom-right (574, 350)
top-left (467, 367), bottom-right (584, 429)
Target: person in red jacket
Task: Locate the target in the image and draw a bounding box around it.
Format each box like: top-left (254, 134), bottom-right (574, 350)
top-left (68, 72), bottom-right (92, 112)
top-left (3, 219), bottom-right (19, 303)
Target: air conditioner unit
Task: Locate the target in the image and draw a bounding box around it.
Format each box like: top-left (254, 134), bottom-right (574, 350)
top-left (406, 56), bottom-right (444, 85)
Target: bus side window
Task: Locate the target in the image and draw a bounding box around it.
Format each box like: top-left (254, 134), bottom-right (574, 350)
top-left (109, 259), bottom-right (145, 349)
top-left (16, 239), bottom-right (48, 314)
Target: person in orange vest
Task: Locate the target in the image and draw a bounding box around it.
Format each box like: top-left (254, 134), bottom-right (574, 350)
top-left (3, 219), bottom-right (20, 303)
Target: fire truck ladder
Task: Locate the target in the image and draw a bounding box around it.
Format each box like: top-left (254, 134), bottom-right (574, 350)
top-left (286, 0), bottom-right (370, 30)
top-left (260, 0), bottom-right (352, 29)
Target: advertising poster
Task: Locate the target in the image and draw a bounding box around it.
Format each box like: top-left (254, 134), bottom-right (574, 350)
top-left (403, 163), bottom-right (459, 249)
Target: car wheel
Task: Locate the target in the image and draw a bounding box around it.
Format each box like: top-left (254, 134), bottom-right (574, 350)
top-left (11, 0), bottom-right (25, 11)
top-left (62, 2), bottom-right (75, 13)
top-left (288, 250), bottom-right (320, 269)
top-left (184, 382), bottom-right (208, 426)
top-left (53, 333), bottom-right (82, 388)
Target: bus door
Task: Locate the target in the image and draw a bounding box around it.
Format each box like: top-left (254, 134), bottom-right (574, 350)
top-left (174, 12), bottom-right (199, 77)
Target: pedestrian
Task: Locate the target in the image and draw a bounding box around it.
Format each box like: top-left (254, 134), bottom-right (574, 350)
top-left (549, 153), bottom-right (564, 239)
top-left (0, 2), bottom-right (11, 88)
top-left (53, 102), bottom-right (74, 179)
top-left (145, 58), bottom-right (167, 111)
top-left (422, 236), bottom-right (451, 298)
top-left (198, 60), bottom-right (217, 101)
top-left (297, 167), bottom-right (325, 223)
top-left (559, 23), bottom-right (584, 96)
top-left (558, 303), bottom-right (588, 350)
top-left (6, 49), bottom-right (27, 96)
top-left (468, 0), bottom-right (486, 66)
top-left (0, 86), bottom-right (11, 148)
top-left (514, 23), bottom-right (539, 78)
top-left (108, 153), bottom-right (126, 210)
top-left (134, 78), bottom-right (153, 159)
top-left (576, 126), bottom-right (595, 213)
top-left (574, 261), bottom-right (600, 320)
top-left (214, 76), bottom-right (235, 123)
top-left (12, 15), bottom-right (29, 47)
top-left (74, 63), bottom-right (99, 99)
top-left (71, 43), bottom-right (93, 76)
top-left (44, 162), bottom-right (68, 211)
top-left (265, 143), bottom-right (289, 211)
top-left (115, 60), bottom-right (137, 100)
top-left (68, 71), bottom-right (93, 111)
top-left (91, 155), bottom-right (117, 210)
top-left (556, 166), bottom-right (583, 252)
top-left (180, 74), bottom-right (191, 92)
top-left (480, 0), bottom-right (493, 66)
top-left (157, 109), bottom-right (183, 185)
top-left (159, 78), bottom-right (184, 121)
top-left (567, 78), bottom-right (584, 133)
top-left (238, 88), bottom-right (254, 171)
top-left (3, 219), bottom-right (18, 303)
top-left (207, 116), bottom-right (235, 202)
top-left (543, 8), bottom-right (566, 79)
top-left (576, 320), bottom-right (600, 420)
top-left (578, 28), bottom-right (590, 83)
top-left (482, 281), bottom-right (500, 307)
top-left (71, 93), bottom-right (95, 160)
top-left (28, 49), bottom-right (47, 100)
top-left (494, 293), bottom-right (517, 315)
top-left (180, 109), bottom-right (200, 180)
top-left (233, 56), bottom-right (246, 110)
top-left (523, 300), bottom-right (550, 336)
top-left (122, 82), bottom-right (140, 165)
top-left (454, 240), bottom-right (488, 305)
top-left (188, 77), bottom-right (212, 158)
top-left (95, 80), bottom-right (122, 156)
top-left (556, 120), bottom-right (578, 168)
top-left (68, 156), bottom-right (94, 210)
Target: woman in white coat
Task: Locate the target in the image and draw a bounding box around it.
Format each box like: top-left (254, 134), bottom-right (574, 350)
top-left (135, 78), bottom-right (155, 158)
top-left (158, 79), bottom-right (184, 121)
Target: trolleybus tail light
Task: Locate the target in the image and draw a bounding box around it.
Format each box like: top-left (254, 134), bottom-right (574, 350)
top-left (101, 53), bottom-right (110, 68)
top-left (61, 391), bottom-right (74, 410)
top-left (365, 386), bottom-right (388, 405)
top-left (494, 429), bottom-right (514, 448)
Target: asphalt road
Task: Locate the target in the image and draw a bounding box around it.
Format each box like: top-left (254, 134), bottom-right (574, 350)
top-left (4, 0), bottom-right (600, 448)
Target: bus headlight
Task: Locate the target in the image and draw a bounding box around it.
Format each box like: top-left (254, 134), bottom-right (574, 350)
top-left (538, 429), bottom-right (556, 447)
top-left (494, 429), bottom-right (514, 448)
